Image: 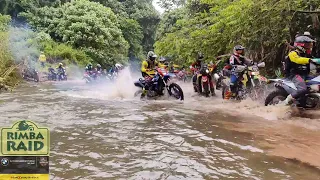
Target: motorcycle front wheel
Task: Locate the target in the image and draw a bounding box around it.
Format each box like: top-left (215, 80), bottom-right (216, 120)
top-left (134, 89), bottom-right (142, 97)
top-left (168, 83), bottom-right (184, 100)
top-left (265, 89), bottom-right (288, 106)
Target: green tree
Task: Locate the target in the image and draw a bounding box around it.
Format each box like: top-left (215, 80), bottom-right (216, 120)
top-left (22, 0), bottom-right (129, 66)
top-left (119, 18), bottom-right (143, 58)
top-left (122, 0), bottom-right (160, 53)
top-left (155, 0), bottom-right (320, 74)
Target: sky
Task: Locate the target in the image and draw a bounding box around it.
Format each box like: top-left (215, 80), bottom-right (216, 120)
top-left (152, 0), bottom-right (165, 14)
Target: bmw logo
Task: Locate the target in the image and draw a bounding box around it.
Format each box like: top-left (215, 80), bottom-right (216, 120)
top-left (1, 158), bottom-right (9, 166)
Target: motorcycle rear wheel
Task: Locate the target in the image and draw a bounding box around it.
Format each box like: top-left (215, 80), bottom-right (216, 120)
top-left (202, 82), bottom-right (210, 97)
top-left (34, 74), bottom-right (39, 82)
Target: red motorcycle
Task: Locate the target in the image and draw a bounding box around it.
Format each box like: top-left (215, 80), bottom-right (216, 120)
top-left (191, 65), bottom-right (212, 97)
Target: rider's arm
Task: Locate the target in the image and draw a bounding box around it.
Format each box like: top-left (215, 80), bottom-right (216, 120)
top-left (229, 56), bottom-right (236, 65)
top-left (155, 61), bottom-right (159, 68)
top-left (141, 61), bottom-right (148, 73)
top-left (190, 62), bottom-right (197, 71)
top-left (288, 51), bottom-right (310, 64)
top-left (244, 58), bottom-right (254, 66)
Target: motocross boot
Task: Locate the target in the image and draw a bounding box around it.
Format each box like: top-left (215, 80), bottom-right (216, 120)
top-left (211, 87), bottom-right (216, 96)
top-left (193, 85), bottom-right (198, 92)
top-left (224, 91), bottom-right (231, 99)
top-left (140, 88), bottom-right (147, 99)
top-left (230, 85), bottom-right (237, 99)
top-left (216, 78), bottom-right (222, 90)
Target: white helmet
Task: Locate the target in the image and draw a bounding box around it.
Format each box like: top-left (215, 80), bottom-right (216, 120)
top-left (115, 63), bottom-right (123, 68)
top-left (304, 31), bottom-right (311, 37)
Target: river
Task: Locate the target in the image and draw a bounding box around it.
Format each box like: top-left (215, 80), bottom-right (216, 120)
top-left (0, 70), bottom-right (320, 179)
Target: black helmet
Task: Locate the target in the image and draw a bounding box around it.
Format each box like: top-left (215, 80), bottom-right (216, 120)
top-left (197, 52), bottom-right (204, 61)
top-left (294, 35), bottom-right (314, 53)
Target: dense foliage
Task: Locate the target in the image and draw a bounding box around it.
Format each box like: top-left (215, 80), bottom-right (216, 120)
top-left (0, 14), bottom-right (20, 91)
top-left (155, 0), bottom-right (320, 75)
top-left (0, 0), bottom-right (160, 65)
top-left (22, 0), bottom-right (129, 66)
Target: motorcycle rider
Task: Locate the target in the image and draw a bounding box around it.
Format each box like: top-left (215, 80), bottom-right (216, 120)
top-left (86, 63), bottom-right (93, 72)
top-left (141, 51), bottom-right (161, 96)
top-left (96, 64), bottom-right (102, 72)
top-left (115, 63), bottom-right (124, 73)
top-left (227, 45), bottom-right (254, 98)
top-left (158, 57), bottom-right (167, 68)
top-left (141, 51), bottom-right (159, 78)
top-left (190, 52), bottom-right (215, 96)
top-left (158, 57), bottom-right (168, 75)
top-left (56, 63), bottom-right (66, 79)
top-left (57, 63), bottom-right (65, 72)
top-left (282, 35), bottom-right (317, 105)
top-left (209, 61), bottom-right (222, 90)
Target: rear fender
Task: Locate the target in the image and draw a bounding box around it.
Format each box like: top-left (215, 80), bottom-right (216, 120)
top-left (201, 75), bottom-right (208, 83)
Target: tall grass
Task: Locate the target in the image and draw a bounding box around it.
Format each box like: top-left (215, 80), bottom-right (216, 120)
top-left (0, 31), bottom-right (20, 92)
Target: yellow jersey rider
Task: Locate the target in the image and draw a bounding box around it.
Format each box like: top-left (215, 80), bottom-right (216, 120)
top-left (141, 51), bottom-right (159, 78)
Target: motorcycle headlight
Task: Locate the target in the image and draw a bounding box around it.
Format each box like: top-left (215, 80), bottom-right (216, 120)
top-left (206, 69), bottom-right (209, 73)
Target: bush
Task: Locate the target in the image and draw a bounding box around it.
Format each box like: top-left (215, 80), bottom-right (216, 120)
top-left (0, 31), bottom-right (20, 91)
top-left (40, 40), bottom-right (92, 67)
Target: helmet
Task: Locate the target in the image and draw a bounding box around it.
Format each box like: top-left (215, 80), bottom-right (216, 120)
top-left (147, 51), bottom-right (157, 61)
top-left (115, 63), bottom-right (123, 69)
top-left (40, 51), bottom-right (44, 54)
top-left (294, 35), bottom-right (314, 54)
top-left (234, 45), bottom-right (245, 51)
top-left (97, 64), bottom-right (101, 68)
top-left (159, 57), bottom-right (166, 62)
top-left (233, 45), bottom-right (245, 55)
top-left (303, 31), bottom-right (311, 37)
top-left (59, 63), bottom-right (63, 66)
top-left (197, 52), bottom-right (204, 61)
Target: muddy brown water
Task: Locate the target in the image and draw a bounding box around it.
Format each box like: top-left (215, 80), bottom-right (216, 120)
top-left (0, 81), bottom-right (320, 180)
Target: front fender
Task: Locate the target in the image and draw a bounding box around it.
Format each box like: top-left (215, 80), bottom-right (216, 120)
top-left (274, 83), bottom-right (295, 95)
top-left (269, 78), bottom-right (297, 91)
top-left (134, 80), bottom-right (145, 88)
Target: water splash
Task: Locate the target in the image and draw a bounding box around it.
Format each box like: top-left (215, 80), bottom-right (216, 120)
top-left (8, 27), bottom-right (40, 68)
top-left (60, 66), bottom-right (140, 100)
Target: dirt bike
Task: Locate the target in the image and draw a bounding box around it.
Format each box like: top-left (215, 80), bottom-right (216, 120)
top-left (222, 62), bottom-right (267, 100)
top-left (265, 59), bottom-right (320, 109)
top-left (194, 65), bottom-right (214, 97)
top-left (83, 71), bottom-right (102, 83)
top-left (107, 71), bottom-right (118, 81)
top-left (57, 68), bottom-right (67, 81)
top-left (22, 68), bottom-right (39, 82)
top-left (209, 60), bottom-right (222, 90)
top-left (134, 68), bottom-right (184, 100)
top-left (47, 68), bottom-right (57, 81)
top-left (173, 69), bottom-right (187, 82)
